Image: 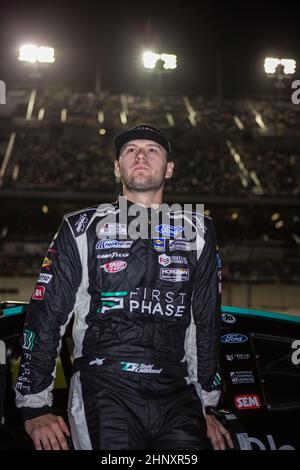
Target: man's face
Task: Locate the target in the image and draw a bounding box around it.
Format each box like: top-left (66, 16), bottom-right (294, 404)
top-left (114, 139), bottom-right (174, 192)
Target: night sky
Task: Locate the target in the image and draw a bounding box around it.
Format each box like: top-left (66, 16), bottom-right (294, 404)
top-left (0, 0), bottom-right (299, 94)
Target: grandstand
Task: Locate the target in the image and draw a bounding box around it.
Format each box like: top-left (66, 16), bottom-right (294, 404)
top-left (0, 86), bottom-right (299, 313)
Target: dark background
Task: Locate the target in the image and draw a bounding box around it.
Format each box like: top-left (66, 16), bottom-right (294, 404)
top-left (0, 0), bottom-right (299, 95)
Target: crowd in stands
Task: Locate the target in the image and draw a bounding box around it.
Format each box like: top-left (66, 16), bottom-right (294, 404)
top-left (2, 88), bottom-right (300, 134)
top-left (9, 133), bottom-right (115, 191)
top-left (239, 143), bottom-right (300, 196)
top-left (1, 89), bottom-right (299, 196)
top-left (1, 88), bottom-right (299, 284)
top-left (4, 130), bottom-right (299, 197)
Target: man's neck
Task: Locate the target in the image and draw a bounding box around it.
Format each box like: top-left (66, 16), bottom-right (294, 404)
top-left (122, 188), bottom-right (163, 208)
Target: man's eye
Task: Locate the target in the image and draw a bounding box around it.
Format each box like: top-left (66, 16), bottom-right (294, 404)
top-left (149, 148), bottom-right (157, 153)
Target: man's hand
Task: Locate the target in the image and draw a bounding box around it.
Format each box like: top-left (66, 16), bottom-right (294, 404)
top-left (206, 414), bottom-right (234, 450)
top-left (25, 413), bottom-right (71, 450)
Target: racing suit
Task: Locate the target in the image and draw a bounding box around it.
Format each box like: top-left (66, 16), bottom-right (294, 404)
top-left (15, 196), bottom-right (222, 449)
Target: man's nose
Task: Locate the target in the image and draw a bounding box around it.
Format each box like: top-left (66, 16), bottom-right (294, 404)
top-left (135, 149), bottom-right (147, 160)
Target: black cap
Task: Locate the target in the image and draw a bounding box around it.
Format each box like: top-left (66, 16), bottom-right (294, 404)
top-left (113, 123), bottom-right (172, 161)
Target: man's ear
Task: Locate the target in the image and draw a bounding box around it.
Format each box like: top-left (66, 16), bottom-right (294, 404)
top-left (114, 160), bottom-right (120, 178)
top-left (165, 161), bottom-right (174, 179)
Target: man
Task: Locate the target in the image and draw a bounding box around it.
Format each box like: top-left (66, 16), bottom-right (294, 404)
top-left (15, 124), bottom-right (233, 450)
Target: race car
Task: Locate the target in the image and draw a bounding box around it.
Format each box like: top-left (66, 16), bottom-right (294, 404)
top-left (1, 301), bottom-right (299, 450)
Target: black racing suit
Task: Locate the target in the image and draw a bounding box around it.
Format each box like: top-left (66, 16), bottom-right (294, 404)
top-left (15, 196), bottom-right (222, 449)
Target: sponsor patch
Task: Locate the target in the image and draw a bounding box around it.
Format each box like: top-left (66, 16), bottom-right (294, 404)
top-left (160, 267), bottom-right (189, 282)
top-left (158, 254), bottom-right (188, 266)
top-left (155, 224), bottom-right (184, 238)
top-left (158, 254), bottom-right (171, 266)
top-left (22, 329), bottom-right (36, 351)
top-left (32, 285), bottom-right (45, 300)
top-left (129, 288), bottom-right (186, 318)
top-left (235, 395), bottom-right (261, 410)
top-left (120, 362), bottom-right (163, 374)
top-left (230, 371), bottom-right (255, 384)
top-left (221, 333), bottom-right (248, 344)
top-left (226, 354), bottom-right (251, 361)
top-left (100, 261), bottom-right (127, 273)
top-left (89, 358), bottom-right (106, 366)
top-left (99, 223), bottom-right (127, 236)
top-left (97, 252), bottom-right (129, 260)
top-left (95, 239), bottom-right (133, 250)
top-left (42, 257), bottom-right (52, 269)
top-left (37, 273), bottom-right (53, 284)
top-left (153, 238), bottom-right (166, 252)
top-left (97, 291), bottom-right (127, 314)
top-left (75, 213), bottom-right (89, 233)
top-left (222, 313), bottom-right (236, 324)
top-left (169, 239), bottom-right (190, 251)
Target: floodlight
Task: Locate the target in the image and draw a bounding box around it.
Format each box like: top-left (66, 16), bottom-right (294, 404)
top-left (18, 44), bottom-right (55, 64)
top-left (264, 56), bottom-right (296, 75)
top-left (281, 59), bottom-right (296, 74)
top-left (143, 51), bottom-right (177, 70)
top-left (143, 51), bottom-right (160, 69)
top-left (264, 57), bottom-right (280, 74)
top-left (161, 53), bottom-right (177, 70)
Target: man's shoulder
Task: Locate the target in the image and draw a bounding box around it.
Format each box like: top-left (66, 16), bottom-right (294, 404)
top-left (169, 205), bottom-right (213, 231)
top-left (63, 206), bottom-right (97, 237)
top-left (63, 202), bottom-right (118, 237)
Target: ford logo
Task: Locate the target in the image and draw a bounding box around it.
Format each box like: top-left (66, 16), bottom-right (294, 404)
top-left (155, 224), bottom-right (184, 237)
top-left (221, 333), bottom-right (248, 344)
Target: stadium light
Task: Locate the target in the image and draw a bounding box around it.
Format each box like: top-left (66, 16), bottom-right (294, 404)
top-left (143, 51), bottom-right (160, 69)
top-left (18, 44), bottom-right (55, 64)
top-left (160, 53), bottom-right (177, 70)
top-left (264, 57), bottom-right (296, 75)
top-left (142, 51), bottom-right (177, 70)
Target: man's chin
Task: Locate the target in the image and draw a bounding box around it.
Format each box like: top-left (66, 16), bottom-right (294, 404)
top-left (125, 179), bottom-right (163, 192)
top-left (128, 177), bottom-right (154, 191)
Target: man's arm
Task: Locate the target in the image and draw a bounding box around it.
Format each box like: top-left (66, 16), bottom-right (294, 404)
top-left (15, 218), bottom-right (82, 449)
top-left (191, 217), bottom-right (233, 449)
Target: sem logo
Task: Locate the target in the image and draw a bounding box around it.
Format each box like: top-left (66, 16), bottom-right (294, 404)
top-left (0, 81), bottom-right (6, 104)
top-left (235, 394), bottom-right (261, 410)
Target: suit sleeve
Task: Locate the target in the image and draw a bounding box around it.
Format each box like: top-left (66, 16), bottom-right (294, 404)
top-left (191, 218), bottom-right (222, 409)
top-left (15, 218), bottom-right (82, 420)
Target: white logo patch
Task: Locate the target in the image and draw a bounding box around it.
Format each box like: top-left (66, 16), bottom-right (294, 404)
top-left (160, 268), bottom-right (189, 282)
top-left (101, 261), bottom-right (127, 273)
top-left (37, 273), bottom-right (53, 284)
